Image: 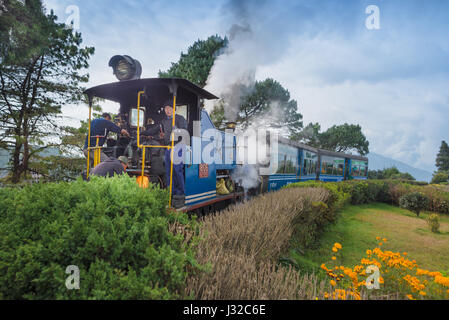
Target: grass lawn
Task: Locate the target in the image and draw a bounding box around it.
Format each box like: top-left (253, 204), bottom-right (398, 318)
top-left (290, 203), bottom-right (449, 273)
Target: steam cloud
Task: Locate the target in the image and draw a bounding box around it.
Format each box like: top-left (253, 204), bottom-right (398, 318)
top-left (204, 0), bottom-right (301, 122)
top-left (204, 0), bottom-right (305, 191)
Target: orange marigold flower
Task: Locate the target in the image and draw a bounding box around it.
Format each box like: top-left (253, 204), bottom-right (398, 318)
top-left (332, 257), bottom-right (337, 261)
top-left (419, 291), bottom-right (426, 296)
top-left (376, 237), bottom-right (381, 241)
top-left (330, 280), bottom-right (337, 286)
top-left (332, 247), bottom-right (338, 253)
top-left (407, 294), bottom-right (415, 300)
top-left (334, 243), bottom-right (342, 249)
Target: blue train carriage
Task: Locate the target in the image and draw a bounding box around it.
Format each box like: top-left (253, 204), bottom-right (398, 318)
top-left (317, 149), bottom-right (368, 182)
top-left (347, 156), bottom-right (369, 180)
top-left (263, 137), bottom-right (319, 192)
top-left (317, 149), bottom-right (348, 182)
top-left (84, 77), bottom-right (244, 213)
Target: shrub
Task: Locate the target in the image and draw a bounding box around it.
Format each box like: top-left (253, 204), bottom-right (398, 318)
top-left (399, 192), bottom-right (430, 217)
top-left (431, 171), bottom-right (449, 185)
top-left (0, 175), bottom-right (199, 300)
top-left (321, 238), bottom-right (449, 300)
top-left (426, 214), bottom-right (440, 233)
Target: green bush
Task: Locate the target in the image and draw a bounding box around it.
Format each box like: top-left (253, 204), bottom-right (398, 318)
top-left (399, 192), bottom-right (430, 217)
top-left (426, 214), bottom-right (440, 233)
top-left (285, 180), bottom-right (449, 216)
top-left (0, 175), bottom-right (199, 300)
top-left (431, 171), bottom-right (449, 185)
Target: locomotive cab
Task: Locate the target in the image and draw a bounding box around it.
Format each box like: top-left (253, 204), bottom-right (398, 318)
top-left (84, 78), bottom-right (219, 204)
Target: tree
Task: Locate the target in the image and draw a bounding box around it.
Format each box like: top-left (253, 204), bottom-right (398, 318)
top-left (318, 124), bottom-right (369, 156)
top-left (0, 0), bottom-right (94, 183)
top-left (435, 141), bottom-right (449, 172)
top-left (158, 35), bottom-right (228, 88)
top-left (237, 78), bottom-right (303, 137)
top-left (368, 167), bottom-right (416, 181)
top-left (399, 192), bottom-right (429, 217)
top-left (29, 97), bottom-right (106, 182)
top-left (292, 122), bottom-right (370, 156)
top-left (209, 79), bottom-right (304, 136)
top-left (431, 171), bottom-right (449, 184)
top-left (290, 122), bottom-right (321, 147)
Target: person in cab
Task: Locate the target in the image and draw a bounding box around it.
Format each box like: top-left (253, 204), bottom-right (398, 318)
top-left (83, 113), bottom-right (130, 166)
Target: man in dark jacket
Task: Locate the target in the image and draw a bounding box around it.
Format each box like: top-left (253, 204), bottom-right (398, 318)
top-left (160, 100), bottom-right (187, 202)
top-left (83, 113), bottom-right (130, 166)
top-left (91, 156), bottom-right (128, 178)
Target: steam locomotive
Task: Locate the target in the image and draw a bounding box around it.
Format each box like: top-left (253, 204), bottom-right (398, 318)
top-left (83, 55), bottom-right (368, 215)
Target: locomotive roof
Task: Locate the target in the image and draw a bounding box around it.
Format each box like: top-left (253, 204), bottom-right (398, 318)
top-left (84, 78), bottom-right (219, 102)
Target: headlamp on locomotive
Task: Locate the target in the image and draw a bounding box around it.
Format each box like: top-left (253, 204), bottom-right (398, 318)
top-left (108, 55), bottom-right (142, 81)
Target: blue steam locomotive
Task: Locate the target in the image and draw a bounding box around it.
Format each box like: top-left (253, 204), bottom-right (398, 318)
top-left (84, 55), bottom-right (368, 215)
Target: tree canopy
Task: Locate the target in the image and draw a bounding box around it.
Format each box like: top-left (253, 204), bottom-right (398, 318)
top-left (0, 0), bottom-right (94, 183)
top-left (292, 122), bottom-right (370, 156)
top-left (158, 35), bottom-right (228, 88)
top-left (430, 171), bottom-right (449, 184)
top-left (211, 78), bottom-right (303, 136)
top-left (368, 167), bottom-right (416, 181)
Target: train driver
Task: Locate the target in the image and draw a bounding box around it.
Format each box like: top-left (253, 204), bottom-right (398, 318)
top-left (83, 113), bottom-right (130, 167)
top-left (160, 100), bottom-right (187, 198)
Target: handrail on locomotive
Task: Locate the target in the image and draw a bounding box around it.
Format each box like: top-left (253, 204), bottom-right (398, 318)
top-left (86, 87), bottom-right (180, 208)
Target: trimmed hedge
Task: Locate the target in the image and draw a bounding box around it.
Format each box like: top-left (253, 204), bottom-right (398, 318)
top-left (0, 175), bottom-right (199, 300)
top-left (285, 180), bottom-right (449, 215)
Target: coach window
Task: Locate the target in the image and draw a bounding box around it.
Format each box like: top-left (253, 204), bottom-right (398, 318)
top-left (304, 151), bottom-right (317, 175)
top-left (276, 154), bottom-right (286, 174)
top-left (338, 163), bottom-right (344, 175)
top-left (352, 165), bottom-right (360, 176)
top-left (327, 162), bottom-right (334, 175)
top-left (285, 155), bottom-right (297, 174)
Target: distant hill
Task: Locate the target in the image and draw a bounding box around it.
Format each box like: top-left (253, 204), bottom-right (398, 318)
top-left (367, 152), bottom-right (433, 182)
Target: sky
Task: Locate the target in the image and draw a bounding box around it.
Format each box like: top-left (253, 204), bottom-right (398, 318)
top-left (42, 0), bottom-right (449, 173)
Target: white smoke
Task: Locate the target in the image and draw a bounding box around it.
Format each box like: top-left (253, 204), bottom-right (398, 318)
top-left (230, 164), bottom-right (260, 190)
top-left (204, 0), bottom-right (300, 121)
top-left (205, 0), bottom-right (301, 190)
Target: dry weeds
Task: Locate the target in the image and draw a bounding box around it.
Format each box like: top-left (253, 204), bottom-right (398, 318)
top-left (185, 187), bottom-right (331, 300)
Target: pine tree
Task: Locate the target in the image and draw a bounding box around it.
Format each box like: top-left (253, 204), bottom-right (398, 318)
top-left (0, 0), bottom-right (94, 183)
top-left (158, 35), bottom-right (228, 88)
top-left (436, 141), bottom-right (449, 172)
